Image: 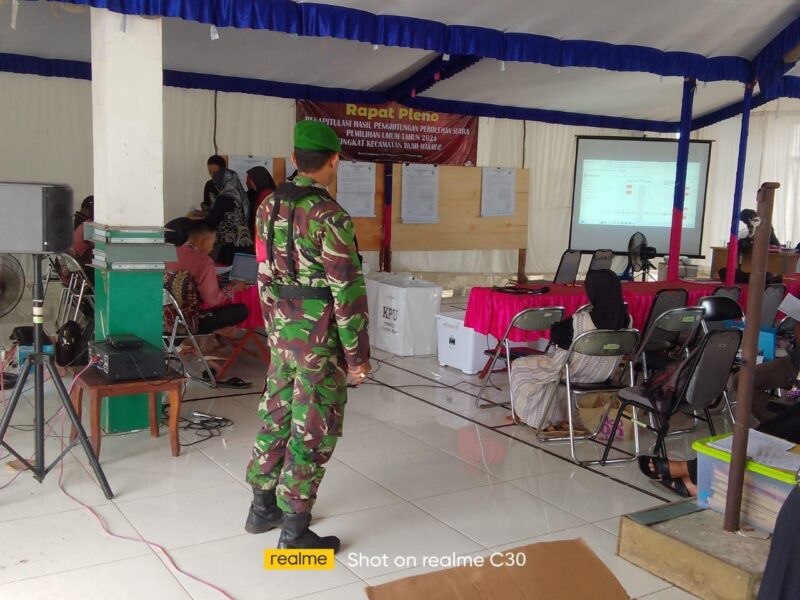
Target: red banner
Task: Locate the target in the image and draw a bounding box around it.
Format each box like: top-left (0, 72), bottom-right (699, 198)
top-left (296, 101), bottom-right (478, 166)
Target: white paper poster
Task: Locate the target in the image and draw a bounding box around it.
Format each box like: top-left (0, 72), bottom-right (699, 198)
top-left (401, 163), bottom-right (440, 224)
top-left (480, 167), bottom-right (516, 217)
top-left (228, 155), bottom-right (274, 188)
top-left (336, 162), bottom-right (376, 217)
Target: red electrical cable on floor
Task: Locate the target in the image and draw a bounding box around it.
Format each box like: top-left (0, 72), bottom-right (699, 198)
top-left (1, 357), bottom-right (235, 599)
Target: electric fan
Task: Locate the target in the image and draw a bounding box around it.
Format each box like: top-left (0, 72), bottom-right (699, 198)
top-left (626, 232), bottom-right (657, 281)
top-left (0, 254), bottom-right (24, 318)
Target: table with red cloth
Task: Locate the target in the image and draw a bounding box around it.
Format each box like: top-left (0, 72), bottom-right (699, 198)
top-left (201, 285), bottom-right (269, 378)
top-left (232, 285), bottom-right (264, 329)
top-left (463, 277), bottom-right (800, 342)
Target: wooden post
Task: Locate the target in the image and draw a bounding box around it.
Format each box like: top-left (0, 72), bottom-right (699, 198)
top-left (724, 182), bottom-right (779, 532)
top-left (517, 248), bottom-right (528, 284)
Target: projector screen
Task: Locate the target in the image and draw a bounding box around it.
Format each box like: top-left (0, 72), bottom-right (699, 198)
top-left (569, 136), bottom-right (712, 257)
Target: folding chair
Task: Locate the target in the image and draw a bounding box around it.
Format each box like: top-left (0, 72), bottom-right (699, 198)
top-left (533, 328), bottom-right (641, 465)
top-left (475, 307), bottom-right (565, 408)
top-left (163, 289), bottom-right (218, 388)
top-left (698, 295), bottom-right (744, 333)
top-left (713, 285), bottom-right (742, 302)
top-left (761, 283), bottom-right (787, 327)
top-left (588, 249), bottom-right (613, 272)
top-left (574, 302), bottom-right (633, 327)
top-left (605, 328), bottom-right (741, 463)
top-left (776, 315), bottom-right (798, 339)
top-left (635, 306), bottom-right (703, 381)
top-left (54, 253), bottom-right (94, 328)
top-left (553, 250), bottom-right (582, 284)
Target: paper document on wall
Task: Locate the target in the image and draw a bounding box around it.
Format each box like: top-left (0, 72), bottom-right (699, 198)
top-left (481, 167), bottom-right (516, 217)
top-left (709, 430), bottom-right (800, 473)
top-left (229, 155), bottom-right (274, 188)
top-left (401, 164), bottom-right (439, 223)
top-left (778, 293), bottom-right (800, 322)
top-left (337, 162), bottom-right (376, 217)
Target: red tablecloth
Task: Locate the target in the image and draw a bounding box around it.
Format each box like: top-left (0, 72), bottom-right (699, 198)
top-left (202, 285), bottom-right (264, 330)
top-left (464, 277), bottom-right (800, 342)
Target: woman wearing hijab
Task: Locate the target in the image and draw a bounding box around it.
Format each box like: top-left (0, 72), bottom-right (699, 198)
top-left (509, 269), bottom-right (629, 433)
top-left (245, 166), bottom-right (276, 236)
top-left (207, 168), bottom-right (254, 265)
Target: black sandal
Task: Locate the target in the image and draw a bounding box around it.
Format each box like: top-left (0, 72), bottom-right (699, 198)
top-left (214, 376), bottom-right (251, 389)
top-left (638, 455), bottom-right (671, 481)
top-left (658, 477), bottom-right (691, 498)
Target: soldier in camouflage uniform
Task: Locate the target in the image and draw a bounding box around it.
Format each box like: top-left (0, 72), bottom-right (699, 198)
top-left (244, 120), bottom-right (370, 553)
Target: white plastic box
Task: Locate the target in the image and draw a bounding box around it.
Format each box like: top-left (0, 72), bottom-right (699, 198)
top-left (368, 273), bottom-right (442, 356)
top-left (435, 311), bottom-right (497, 375)
top-left (694, 435), bottom-right (796, 533)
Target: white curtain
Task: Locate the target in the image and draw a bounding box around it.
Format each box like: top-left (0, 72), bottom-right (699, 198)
top-left (0, 72), bottom-right (94, 202)
top-left (5, 71), bottom-right (800, 275)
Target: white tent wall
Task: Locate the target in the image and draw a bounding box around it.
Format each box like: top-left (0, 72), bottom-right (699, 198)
top-left (697, 98), bottom-right (800, 261)
top-left (4, 71), bottom-right (800, 277)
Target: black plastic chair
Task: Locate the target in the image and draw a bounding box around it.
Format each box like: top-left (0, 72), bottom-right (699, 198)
top-left (698, 295), bottom-right (744, 333)
top-left (588, 249), bottom-right (613, 272)
top-left (605, 328), bottom-right (741, 464)
top-left (553, 250), bottom-right (582, 284)
top-left (761, 283), bottom-right (787, 327)
top-left (634, 306), bottom-right (705, 380)
top-left (713, 285), bottom-right (742, 302)
top-left (533, 328), bottom-right (641, 465)
top-left (476, 307), bottom-right (565, 408)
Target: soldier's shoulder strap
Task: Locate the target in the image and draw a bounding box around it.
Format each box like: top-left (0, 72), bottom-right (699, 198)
top-left (266, 182), bottom-right (336, 282)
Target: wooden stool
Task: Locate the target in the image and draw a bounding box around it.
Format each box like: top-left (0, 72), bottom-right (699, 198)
top-left (69, 368), bottom-right (186, 457)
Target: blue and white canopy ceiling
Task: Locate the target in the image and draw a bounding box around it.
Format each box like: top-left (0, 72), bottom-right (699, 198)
top-left (2, 0), bottom-right (800, 131)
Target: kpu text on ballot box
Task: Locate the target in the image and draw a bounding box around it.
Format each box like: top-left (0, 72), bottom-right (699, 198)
top-left (366, 273), bottom-right (442, 356)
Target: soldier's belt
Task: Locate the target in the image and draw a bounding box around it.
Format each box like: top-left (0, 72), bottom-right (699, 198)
top-left (274, 284), bottom-right (334, 301)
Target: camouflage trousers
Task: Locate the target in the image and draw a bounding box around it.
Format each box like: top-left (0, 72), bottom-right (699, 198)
top-left (245, 344), bottom-right (347, 514)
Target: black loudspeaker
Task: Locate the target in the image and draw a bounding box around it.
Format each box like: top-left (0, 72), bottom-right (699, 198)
top-left (0, 183), bottom-right (73, 254)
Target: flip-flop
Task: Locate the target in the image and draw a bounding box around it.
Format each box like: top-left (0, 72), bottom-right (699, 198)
top-left (214, 376), bottom-right (252, 389)
top-left (658, 476), bottom-right (692, 498)
top-left (638, 455), bottom-right (672, 481)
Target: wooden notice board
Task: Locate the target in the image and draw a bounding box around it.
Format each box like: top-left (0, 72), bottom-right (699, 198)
top-left (391, 164), bottom-right (528, 251)
top-left (390, 164), bottom-right (529, 279)
top-left (327, 162), bottom-right (385, 252)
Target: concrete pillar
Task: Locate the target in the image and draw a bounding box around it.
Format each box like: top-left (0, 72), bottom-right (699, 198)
top-left (90, 9), bottom-right (168, 432)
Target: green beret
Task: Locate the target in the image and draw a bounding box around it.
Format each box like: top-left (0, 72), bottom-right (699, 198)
top-left (294, 120), bottom-right (341, 152)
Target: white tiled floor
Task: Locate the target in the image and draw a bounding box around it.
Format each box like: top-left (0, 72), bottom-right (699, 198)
top-left (0, 336), bottom-right (709, 599)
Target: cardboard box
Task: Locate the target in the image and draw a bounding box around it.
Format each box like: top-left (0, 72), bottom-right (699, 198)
top-left (365, 539), bottom-right (629, 600)
top-left (578, 392), bottom-right (635, 441)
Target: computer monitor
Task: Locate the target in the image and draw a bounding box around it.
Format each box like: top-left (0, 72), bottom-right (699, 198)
top-left (229, 253), bottom-right (258, 283)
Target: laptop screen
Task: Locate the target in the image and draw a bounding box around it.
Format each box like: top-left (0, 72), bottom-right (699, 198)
top-left (229, 253), bottom-right (258, 283)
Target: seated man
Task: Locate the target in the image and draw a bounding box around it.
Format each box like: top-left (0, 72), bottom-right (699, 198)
top-left (640, 321), bottom-right (800, 496)
top-left (165, 220), bottom-right (249, 335)
top-left (72, 220), bottom-right (94, 268)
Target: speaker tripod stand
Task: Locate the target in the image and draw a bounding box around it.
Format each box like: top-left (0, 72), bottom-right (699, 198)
top-left (0, 254), bottom-right (113, 499)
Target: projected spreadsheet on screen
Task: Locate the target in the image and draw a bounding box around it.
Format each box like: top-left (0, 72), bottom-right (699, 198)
top-left (578, 160), bottom-right (700, 228)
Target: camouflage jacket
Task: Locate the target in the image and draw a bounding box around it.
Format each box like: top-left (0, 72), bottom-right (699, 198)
top-left (255, 175), bottom-right (370, 369)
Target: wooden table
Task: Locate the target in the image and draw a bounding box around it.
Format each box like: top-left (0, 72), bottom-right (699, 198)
top-left (710, 246), bottom-right (800, 279)
top-left (69, 368), bottom-right (186, 457)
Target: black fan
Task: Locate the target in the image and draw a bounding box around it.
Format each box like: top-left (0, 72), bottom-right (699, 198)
top-left (0, 254), bottom-right (25, 318)
top-left (626, 232), bottom-right (657, 281)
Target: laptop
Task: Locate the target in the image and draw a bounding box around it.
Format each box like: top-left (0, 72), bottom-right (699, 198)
top-left (228, 253), bottom-right (258, 284)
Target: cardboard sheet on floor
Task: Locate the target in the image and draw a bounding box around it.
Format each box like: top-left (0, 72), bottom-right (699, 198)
top-left (364, 539), bottom-right (629, 600)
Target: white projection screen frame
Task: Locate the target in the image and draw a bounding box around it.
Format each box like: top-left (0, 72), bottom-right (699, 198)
top-left (569, 136), bottom-right (712, 258)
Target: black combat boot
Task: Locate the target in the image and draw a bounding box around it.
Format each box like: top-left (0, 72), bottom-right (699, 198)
top-left (244, 488), bottom-right (284, 534)
top-left (277, 512), bottom-right (341, 554)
